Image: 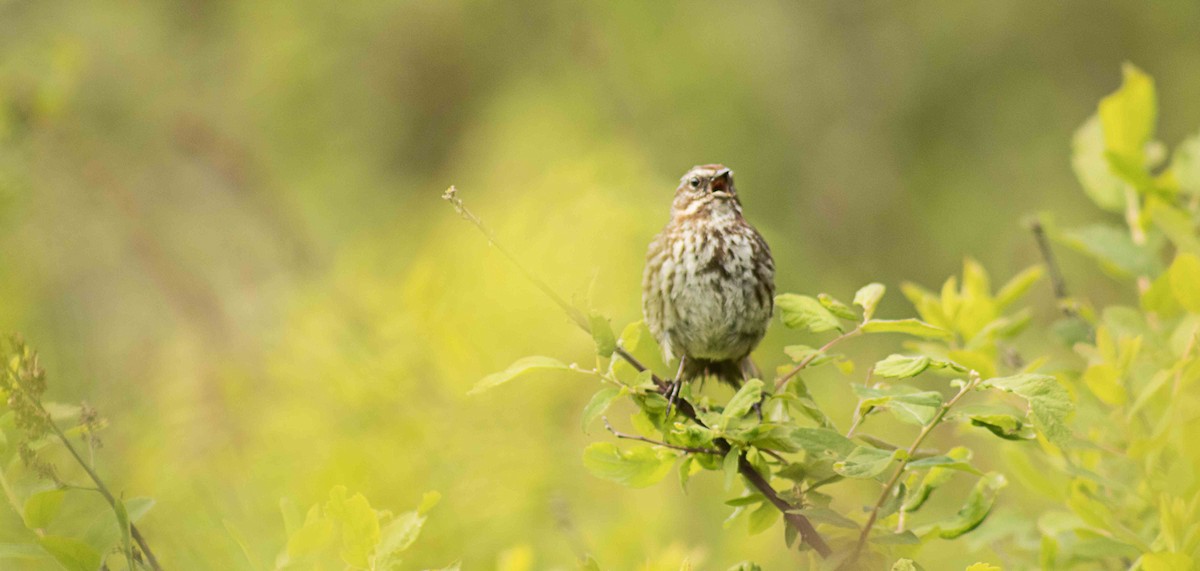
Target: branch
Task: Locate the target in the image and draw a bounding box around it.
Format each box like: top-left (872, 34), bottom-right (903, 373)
top-left (46, 420), bottom-right (163, 570)
top-left (443, 187), bottom-right (587, 328)
top-left (444, 187), bottom-right (833, 558)
top-left (850, 372), bottom-right (981, 563)
top-left (602, 417), bottom-right (721, 455)
top-left (1028, 219), bottom-right (1076, 318)
top-left (774, 325), bottom-right (863, 393)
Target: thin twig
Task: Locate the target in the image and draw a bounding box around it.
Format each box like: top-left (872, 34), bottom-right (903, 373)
top-left (774, 326), bottom-right (864, 393)
top-left (759, 448), bottom-right (789, 464)
top-left (850, 372), bottom-right (981, 564)
top-left (845, 366), bottom-right (876, 438)
top-left (443, 187), bottom-right (587, 328)
top-left (444, 186), bottom-right (833, 558)
top-left (47, 421), bottom-right (163, 570)
top-left (1028, 219), bottom-right (1075, 317)
top-left (602, 417), bottom-right (721, 455)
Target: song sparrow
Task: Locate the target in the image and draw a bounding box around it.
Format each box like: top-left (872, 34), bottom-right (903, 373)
top-left (642, 165), bottom-right (775, 412)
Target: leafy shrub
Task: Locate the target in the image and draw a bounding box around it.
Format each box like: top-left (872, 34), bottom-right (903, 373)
top-left (457, 63), bottom-right (1200, 570)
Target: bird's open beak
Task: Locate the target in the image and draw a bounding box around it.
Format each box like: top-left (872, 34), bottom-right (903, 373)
top-left (711, 168), bottom-right (732, 195)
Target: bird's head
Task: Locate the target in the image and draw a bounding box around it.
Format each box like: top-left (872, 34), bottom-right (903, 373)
top-left (672, 164), bottom-right (742, 218)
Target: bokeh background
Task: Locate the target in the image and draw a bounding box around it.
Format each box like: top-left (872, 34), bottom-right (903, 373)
top-left (2, 1), bottom-right (1199, 569)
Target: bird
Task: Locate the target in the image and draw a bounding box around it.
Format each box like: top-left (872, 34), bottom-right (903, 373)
top-left (641, 165), bottom-right (775, 416)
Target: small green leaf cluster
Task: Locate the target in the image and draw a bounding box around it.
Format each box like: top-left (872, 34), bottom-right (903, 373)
top-left (0, 337), bottom-right (158, 570)
top-left (274, 487), bottom-right (451, 571)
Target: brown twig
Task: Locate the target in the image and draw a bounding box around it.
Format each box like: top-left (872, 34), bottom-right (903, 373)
top-left (850, 372), bottom-right (981, 564)
top-left (617, 348), bottom-right (832, 557)
top-left (444, 187), bottom-right (833, 558)
top-left (774, 326), bottom-right (864, 393)
top-left (602, 417), bottom-right (721, 455)
top-left (1028, 219), bottom-right (1076, 318)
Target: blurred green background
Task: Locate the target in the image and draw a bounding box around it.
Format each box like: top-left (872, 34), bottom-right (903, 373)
top-left (1, 1), bottom-right (1199, 568)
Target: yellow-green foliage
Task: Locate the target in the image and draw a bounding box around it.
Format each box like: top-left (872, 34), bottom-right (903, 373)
top-left (2, 3), bottom-right (1200, 569)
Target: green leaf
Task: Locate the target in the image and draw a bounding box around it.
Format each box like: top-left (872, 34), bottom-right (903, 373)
top-left (746, 502), bottom-right (778, 535)
top-left (1168, 253), bottom-right (1200, 313)
top-left (614, 321), bottom-right (667, 376)
top-left (331, 492), bottom-right (380, 568)
top-left (782, 345), bottom-right (839, 367)
top-left (288, 506), bottom-right (334, 561)
top-left (469, 356), bottom-right (571, 395)
top-left (588, 313), bottom-right (616, 358)
top-left (114, 498), bottom-right (132, 567)
top-left (1143, 267), bottom-right (1182, 315)
top-left (417, 491), bottom-right (441, 516)
top-left (124, 497), bottom-right (155, 523)
top-left (1067, 481), bottom-right (1149, 550)
top-left (932, 473), bottom-right (1007, 539)
top-left (1082, 363), bottom-right (1127, 405)
top-left (818, 293), bottom-right (858, 321)
top-left (722, 379), bottom-right (763, 423)
top-left (745, 425), bottom-right (801, 453)
top-left (1072, 114), bottom-right (1125, 211)
top-left (722, 448), bottom-right (741, 491)
top-left (583, 443), bottom-right (676, 488)
top-left (853, 283), bottom-right (886, 321)
top-left (835, 446), bottom-right (899, 479)
top-left (965, 564), bottom-right (1002, 571)
top-left (23, 490), bottom-right (65, 530)
top-left (853, 385), bottom-right (943, 426)
top-left (376, 511), bottom-right (425, 564)
top-left (967, 413), bottom-right (1032, 440)
top-left (862, 319), bottom-right (953, 340)
top-left (878, 482), bottom-right (908, 519)
top-left (677, 456), bottom-right (699, 492)
top-left (775, 294), bottom-right (844, 333)
top-left (581, 387), bottom-right (621, 432)
top-left (790, 507), bottom-right (858, 529)
top-left (904, 447), bottom-right (972, 512)
top-left (1060, 224), bottom-right (1160, 279)
top-left (995, 265), bottom-right (1045, 310)
top-left (37, 536), bottom-right (100, 571)
top-left (1098, 63), bottom-right (1156, 167)
top-left (906, 455), bottom-right (982, 475)
top-left (873, 354), bottom-right (931, 379)
top-left (1173, 132), bottom-right (1200, 195)
top-left (776, 380), bottom-right (835, 428)
top-left (984, 374), bottom-right (1074, 445)
top-left (1148, 201), bottom-right (1200, 257)
top-left (789, 428), bottom-right (855, 457)
top-left (724, 494), bottom-right (765, 507)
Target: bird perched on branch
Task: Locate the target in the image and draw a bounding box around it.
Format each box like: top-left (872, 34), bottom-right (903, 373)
top-left (642, 165), bottom-right (775, 415)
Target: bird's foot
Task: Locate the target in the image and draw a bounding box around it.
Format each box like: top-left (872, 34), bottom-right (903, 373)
top-left (663, 379), bottom-right (683, 420)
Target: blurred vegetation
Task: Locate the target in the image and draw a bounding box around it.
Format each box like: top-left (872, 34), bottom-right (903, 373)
top-left (1, 1), bottom-right (1199, 569)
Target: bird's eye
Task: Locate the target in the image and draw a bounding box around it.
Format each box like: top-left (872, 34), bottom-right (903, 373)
top-left (688, 177), bottom-right (701, 189)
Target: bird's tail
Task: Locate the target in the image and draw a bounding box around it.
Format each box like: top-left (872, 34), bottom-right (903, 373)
top-left (683, 357), bottom-right (758, 389)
